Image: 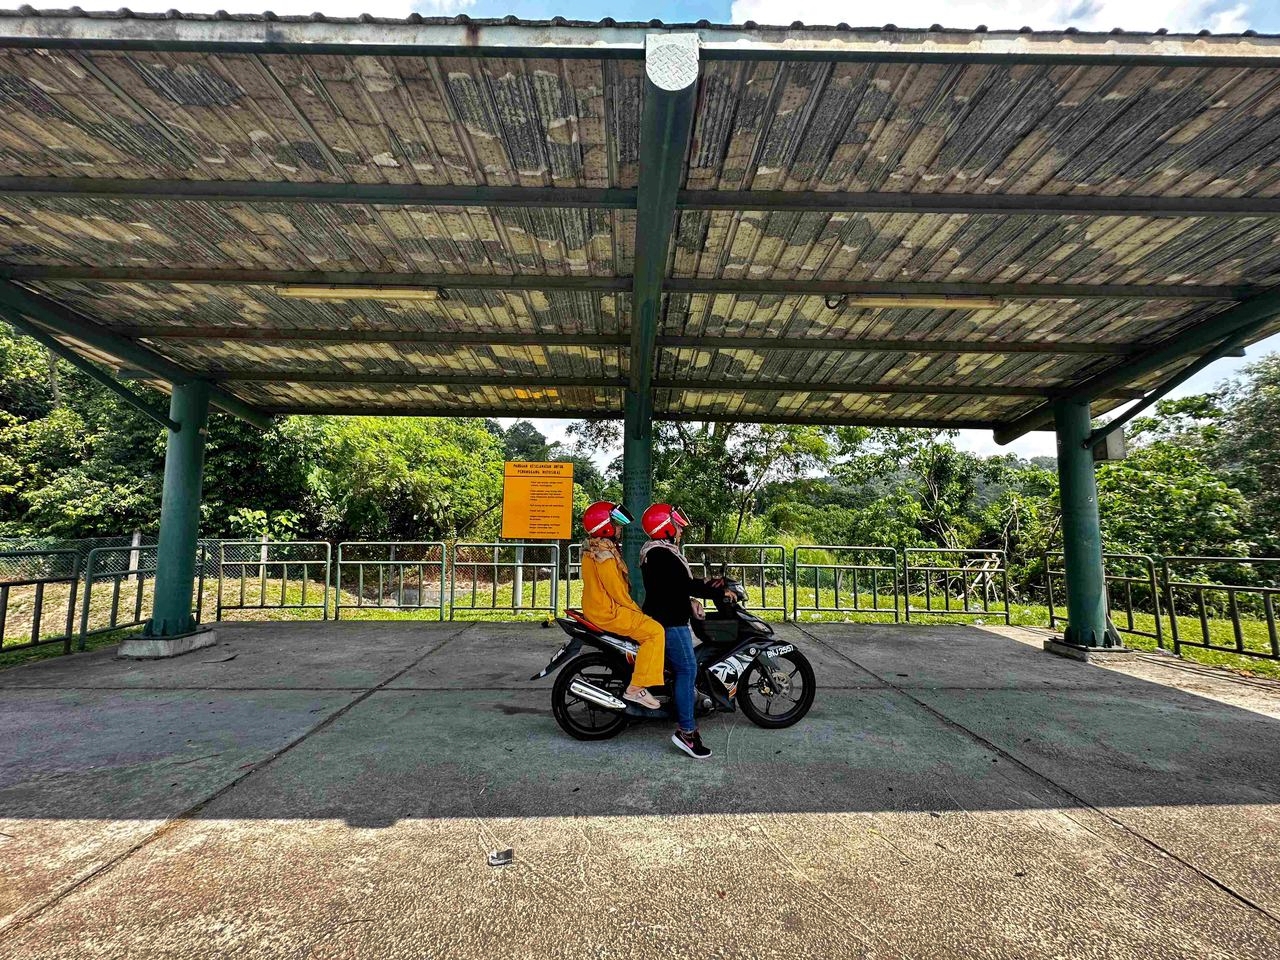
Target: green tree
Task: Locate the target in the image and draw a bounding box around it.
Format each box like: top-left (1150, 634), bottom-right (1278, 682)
top-left (502, 420), bottom-right (552, 461)
top-left (305, 417), bottom-right (505, 541)
top-left (1215, 355), bottom-right (1280, 553)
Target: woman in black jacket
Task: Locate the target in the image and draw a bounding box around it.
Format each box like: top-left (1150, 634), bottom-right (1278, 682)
top-left (638, 503), bottom-right (732, 760)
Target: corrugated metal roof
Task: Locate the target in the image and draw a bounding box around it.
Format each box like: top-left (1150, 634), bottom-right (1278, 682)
top-left (1, 10), bottom-right (1280, 430)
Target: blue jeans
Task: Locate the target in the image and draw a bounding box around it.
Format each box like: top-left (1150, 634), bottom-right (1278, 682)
top-left (665, 625), bottom-right (697, 732)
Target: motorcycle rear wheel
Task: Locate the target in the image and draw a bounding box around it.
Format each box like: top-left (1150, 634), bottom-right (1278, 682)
top-left (737, 648), bottom-right (816, 729)
top-left (552, 652), bottom-right (631, 741)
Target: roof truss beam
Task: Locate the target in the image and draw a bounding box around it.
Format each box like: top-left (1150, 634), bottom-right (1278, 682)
top-left (201, 369), bottom-right (1141, 400)
top-left (0, 281), bottom-right (272, 429)
top-left (1, 267), bottom-right (1251, 302)
top-left (7, 177), bottom-right (1280, 219)
top-left (0, 308), bottom-right (180, 432)
top-left (118, 327), bottom-right (630, 348)
top-left (4, 17), bottom-right (1280, 68)
top-left (212, 372), bottom-right (624, 388)
top-left (114, 326), bottom-right (1132, 356)
top-left (995, 289), bottom-right (1280, 443)
top-left (678, 190), bottom-right (1280, 219)
top-left (0, 177), bottom-right (635, 209)
top-left (661, 379), bottom-right (1145, 400)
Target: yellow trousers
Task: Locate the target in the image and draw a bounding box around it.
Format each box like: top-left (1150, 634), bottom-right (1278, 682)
top-left (580, 548), bottom-right (666, 688)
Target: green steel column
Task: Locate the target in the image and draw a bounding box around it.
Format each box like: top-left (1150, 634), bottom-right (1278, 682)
top-left (1054, 399), bottom-right (1109, 648)
top-left (144, 380), bottom-right (211, 638)
top-left (622, 388), bottom-right (654, 599)
top-left (621, 32), bottom-right (700, 599)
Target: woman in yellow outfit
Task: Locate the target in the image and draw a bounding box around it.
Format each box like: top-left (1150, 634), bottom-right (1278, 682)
top-left (579, 500), bottom-right (666, 709)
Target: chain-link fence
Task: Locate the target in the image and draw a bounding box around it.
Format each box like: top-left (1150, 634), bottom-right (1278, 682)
top-left (216, 541), bottom-right (331, 620)
top-left (0, 549), bottom-right (81, 652)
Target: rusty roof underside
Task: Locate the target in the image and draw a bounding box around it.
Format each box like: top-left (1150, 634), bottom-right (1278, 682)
top-left (3, 10), bottom-right (1280, 437)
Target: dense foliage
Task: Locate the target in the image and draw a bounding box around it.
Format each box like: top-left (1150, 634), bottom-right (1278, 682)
top-left (3, 318), bottom-right (1278, 597)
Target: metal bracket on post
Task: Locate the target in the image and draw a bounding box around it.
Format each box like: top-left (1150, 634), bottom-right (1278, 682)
top-left (995, 290), bottom-right (1280, 446)
top-left (621, 33), bottom-right (700, 596)
top-left (1085, 331), bottom-right (1251, 451)
top-left (0, 280), bottom-right (273, 430)
top-left (0, 308), bottom-right (181, 431)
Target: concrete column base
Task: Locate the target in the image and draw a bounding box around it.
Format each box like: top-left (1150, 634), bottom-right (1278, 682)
top-left (118, 628), bottom-right (217, 660)
top-left (1044, 638), bottom-right (1136, 662)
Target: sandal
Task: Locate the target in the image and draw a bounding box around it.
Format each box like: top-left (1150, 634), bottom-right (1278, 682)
top-left (624, 686), bottom-right (661, 710)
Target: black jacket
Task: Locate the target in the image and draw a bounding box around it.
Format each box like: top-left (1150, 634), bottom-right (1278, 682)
top-left (640, 544), bottom-right (722, 628)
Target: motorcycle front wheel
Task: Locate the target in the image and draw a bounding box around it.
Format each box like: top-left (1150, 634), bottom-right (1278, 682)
top-left (737, 648), bottom-right (816, 729)
top-left (551, 652), bottom-right (631, 741)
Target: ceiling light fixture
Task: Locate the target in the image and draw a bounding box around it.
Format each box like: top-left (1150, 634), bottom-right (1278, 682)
top-left (824, 294), bottom-right (1004, 311)
top-left (273, 285), bottom-right (444, 302)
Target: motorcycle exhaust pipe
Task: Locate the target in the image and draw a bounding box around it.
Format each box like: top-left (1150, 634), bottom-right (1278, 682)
top-left (567, 678), bottom-right (627, 711)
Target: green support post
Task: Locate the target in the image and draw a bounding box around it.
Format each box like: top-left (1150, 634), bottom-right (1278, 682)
top-left (622, 388), bottom-right (654, 599)
top-left (621, 33), bottom-right (699, 600)
top-left (144, 380), bottom-right (211, 638)
top-left (1054, 400), bottom-right (1112, 649)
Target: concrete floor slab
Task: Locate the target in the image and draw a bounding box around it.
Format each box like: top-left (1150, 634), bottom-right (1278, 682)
top-left (0, 687), bottom-right (355, 930)
top-left (1, 620), bottom-right (1278, 957)
top-left (807, 622), bottom-right (1280, 917)
top-left (0, 621), bottom-right (467, 691)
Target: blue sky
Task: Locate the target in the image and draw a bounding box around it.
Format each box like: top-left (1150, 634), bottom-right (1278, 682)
top-left (151, 0), bottom-right (1280, 35)
top-left (458, 0), bottom-right (1280, 33)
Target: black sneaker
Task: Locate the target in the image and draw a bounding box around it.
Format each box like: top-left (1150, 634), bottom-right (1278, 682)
top-left (672, 728), bottom-right (712, 760)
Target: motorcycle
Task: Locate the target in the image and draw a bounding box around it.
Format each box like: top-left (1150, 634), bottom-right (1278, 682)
top-left (531, 579), bottom-right (816, 741)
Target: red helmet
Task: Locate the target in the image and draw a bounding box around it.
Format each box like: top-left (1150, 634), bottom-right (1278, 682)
top-left (583, 501), bottom-right (634, 539)
top-left (642, 503), bottom-right (690, 540)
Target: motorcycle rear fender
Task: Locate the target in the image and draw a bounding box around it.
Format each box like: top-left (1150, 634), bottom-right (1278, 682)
top-left (529, 632), bottom-right (583, 681)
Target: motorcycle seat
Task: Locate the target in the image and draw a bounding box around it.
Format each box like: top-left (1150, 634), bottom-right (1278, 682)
top-left (565, 608), bottom-right (607, 633)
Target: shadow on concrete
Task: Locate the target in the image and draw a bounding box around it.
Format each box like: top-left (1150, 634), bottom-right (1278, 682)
top-left (1, 620), bottom-right (1278, 827)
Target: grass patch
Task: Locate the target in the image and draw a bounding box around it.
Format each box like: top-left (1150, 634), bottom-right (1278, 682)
top-left (6, 573), bottom-right (1280, 682)
top-left (0, 628), bottom-right (131, 671)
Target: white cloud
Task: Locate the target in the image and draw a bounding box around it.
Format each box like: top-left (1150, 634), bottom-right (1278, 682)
top-left (729, 0), bottom-right (1253, 33)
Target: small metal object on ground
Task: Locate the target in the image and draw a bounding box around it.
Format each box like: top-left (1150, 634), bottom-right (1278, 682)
top-left (487, 848), bottom-right (514, 867)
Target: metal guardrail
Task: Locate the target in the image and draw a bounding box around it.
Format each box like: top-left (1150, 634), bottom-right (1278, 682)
top-left (903, 548), bottom-right (1010, 623)
top-left (564, 542), bottom-right (582, 612)
top-left (792, 546), bottom-right (900, 621)
top-left (449, 542), bottom-right (560, 619)
top-left (683, 543), bottom-right (788, 618)
top-left (216, 541), bottom-right (331, 620)
top-left (79, 544), bottom-right (209, 648)
top-left (0, 549), bottom-right (80, 653)
top-left (1163, 555), bottom-right (1280, 662)
top-left (1045, 551), bottom-right (1164, 647)
top-left (335, 541), bottom-right (446, 620)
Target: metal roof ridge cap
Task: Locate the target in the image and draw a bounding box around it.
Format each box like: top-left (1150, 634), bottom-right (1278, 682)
top-left (0, 13), bottom-right (1278, 59)
top-left (1, 10), bottom-right (1278, 38)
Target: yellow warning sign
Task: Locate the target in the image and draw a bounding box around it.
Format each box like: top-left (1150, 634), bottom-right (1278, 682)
top-left (501, 461), bottom-right (574, 540)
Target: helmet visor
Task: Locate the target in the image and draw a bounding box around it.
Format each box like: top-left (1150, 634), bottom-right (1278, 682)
top-left (610, 505), bottom-right (634, 526)
top-left (670, 507), bottom-right (690, 528)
